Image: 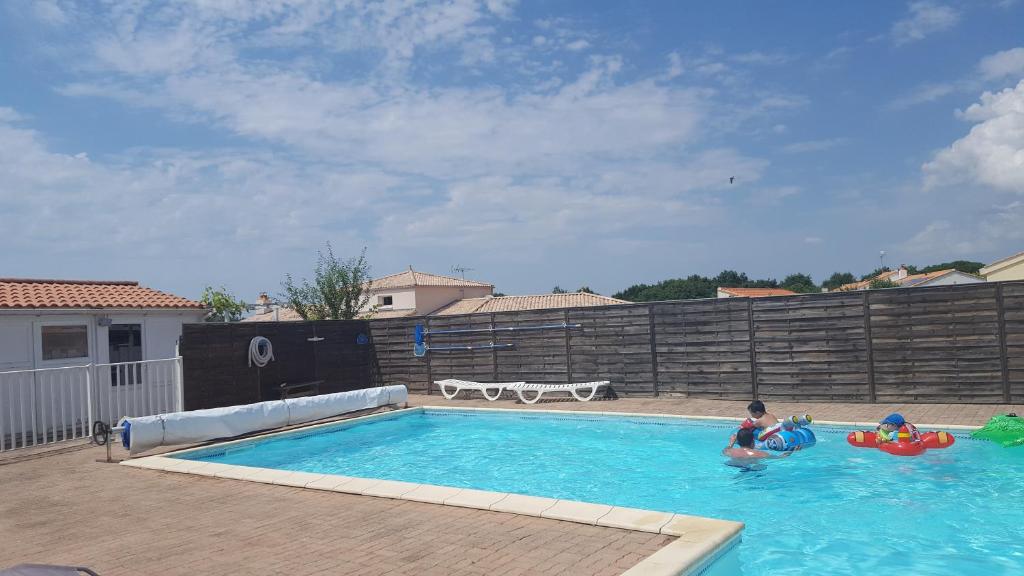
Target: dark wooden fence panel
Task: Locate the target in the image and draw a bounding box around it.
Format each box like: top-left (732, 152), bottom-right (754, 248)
top-left (869, 284), bottom-right (1004, 403)
top-left (568, 306), bottom-right (655, 396)
top-left (493, 309), bottom-right (569, 385)
top-left (367, 318), bottom-right (429, 394)
top-left (1002, 283), bottom-right (1024, 403)
top-left (181, 281), bottom-right (1024, 406)
top-left (652, 299), bottom-right (752, 399)
top-left (752, 293), bottom-right (870, 402)
top-left (424, 314), bottom-right (497, 388)
top-left (180, 320), bottom-right (374, 410)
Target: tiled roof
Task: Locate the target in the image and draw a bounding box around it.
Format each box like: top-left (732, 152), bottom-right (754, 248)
top-left (900, 269), bottom-right (953, 287)
top-left (718, 287), bottom-right (798, 297)
top-left (431, 293), bottom-right (628, 316)
top-left (368, 269), bottom-right (492, 290)
top-left (980, 250), bottom-right (1024, 275)
top-left (0, 278), bottom-right (202, 310)
top-left (242, 307), bottom-right (305, 322)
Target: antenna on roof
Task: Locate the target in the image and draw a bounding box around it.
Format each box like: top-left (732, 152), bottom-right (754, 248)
top-left (451, 265), bottom-right (474, 279)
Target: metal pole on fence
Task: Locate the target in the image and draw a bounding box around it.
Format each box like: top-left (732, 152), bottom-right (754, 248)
top-left (85, 364), bottom-right (94, 438)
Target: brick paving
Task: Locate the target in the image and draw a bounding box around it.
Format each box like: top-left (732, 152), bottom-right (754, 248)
top-left (0, 442), bottom-right (671, 576)
top-left (410, 393), bottom-right (1023, 426)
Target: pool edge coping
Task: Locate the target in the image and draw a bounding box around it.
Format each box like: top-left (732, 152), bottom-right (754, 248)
top-left (417, 404), bottom-right (983, 431)
top-left (122, 405), bottom-right (744, 576)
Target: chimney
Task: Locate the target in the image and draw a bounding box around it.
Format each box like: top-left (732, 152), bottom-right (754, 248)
top-left (895, 265), bottom-right (908, 281)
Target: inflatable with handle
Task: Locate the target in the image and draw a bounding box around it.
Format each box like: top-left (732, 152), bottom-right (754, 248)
top-left (847, 422), bottom-right (955, 456)
top-left (739, 414), bottom-right (816, 451)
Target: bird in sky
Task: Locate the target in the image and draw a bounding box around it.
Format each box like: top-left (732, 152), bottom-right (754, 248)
top-left (729, 176), bottom-right (735, 184)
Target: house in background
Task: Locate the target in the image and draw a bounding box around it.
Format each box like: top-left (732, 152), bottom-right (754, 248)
top-left (243, 268), bottom-right (629, 321)
top-left (361, 268), bottom-right (494, 318)
top-left (980, 251), bottom-right (1024, 281)
top-left (836, 266), bottom-right (984, 291)
top-left (431, 292), bottom-right (628, 315)
top-left (717, 287), bottom-right (798, 298)
top-left (0, 278), bottom-right (205, 371)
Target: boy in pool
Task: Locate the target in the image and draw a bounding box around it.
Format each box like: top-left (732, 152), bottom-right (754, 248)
top-left (876, 413), bottom-right (906, 443)
top-left (722, 428), bottom-right (795, 468)
top-left (728, 400), bottom-right (780, 447)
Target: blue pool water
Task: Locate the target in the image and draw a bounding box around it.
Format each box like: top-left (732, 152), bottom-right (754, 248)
top-left (179, 409), bottom-right (1024, 575)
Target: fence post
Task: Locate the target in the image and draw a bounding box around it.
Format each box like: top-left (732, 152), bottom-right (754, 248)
top-left (424, 318), bottom-right (433, 395)
top-left (648, 304), bottom-right (659, 397)
top-left (996, 283), bottom-right (1011, 403)
top-left (564, 310), bottom-right (573, 385)
top-left (490, 313), bottom-right (499, 383)
top-left (747, 299), bottom-right (758, 400)
top-left (175, 356), bottom-right (184, 412)
top-left (863, 292), bottom-right (877, 403)
top-left (85, 364), bottom-right (94, 436)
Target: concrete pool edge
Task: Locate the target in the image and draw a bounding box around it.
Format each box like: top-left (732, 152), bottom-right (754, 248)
top-left (418, 404), bottom-right (983, 431)
top-left (122, 405), bottom-right (744, 575)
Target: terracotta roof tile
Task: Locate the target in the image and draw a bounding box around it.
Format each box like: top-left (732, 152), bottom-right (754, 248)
top-left (717, 287), bottom-right (798, 297)
top-left (367, 269), bottom-right (492, 290)
top-left (431, 293), bottom-right (628, 316)
top-left (0, 278), bottom-right (203, 310)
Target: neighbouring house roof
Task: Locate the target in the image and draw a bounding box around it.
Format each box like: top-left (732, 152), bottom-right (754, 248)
top-left (430, 293), bottom-right (628, 316)
top-left (367, 268), bottom-right (493, 290)
top-left (0, 278), bottom-right (203, 310)
top-left (980, 250), bottom-right (1024, 276)
top-left (837, 268), bottom-right (983, 291)
top-left (717, 287), bottom-right (798, 297)
top-left (242, 307), bottom-right (305, 322)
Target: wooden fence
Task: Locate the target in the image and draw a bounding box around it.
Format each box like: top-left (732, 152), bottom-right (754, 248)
top-left (180, 281), bottom-right (1024, 408)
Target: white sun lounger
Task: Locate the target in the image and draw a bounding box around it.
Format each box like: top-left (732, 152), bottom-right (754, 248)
top-left (434, 379), bottom-right (524, 401)
top-left (506, 381), bottom-right (611, 404)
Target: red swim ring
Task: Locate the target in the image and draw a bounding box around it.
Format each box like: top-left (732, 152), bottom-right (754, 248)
top-left (846, 423), bottom-right (955, 456)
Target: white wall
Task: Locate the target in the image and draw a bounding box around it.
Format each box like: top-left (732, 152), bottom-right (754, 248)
top-left (919, 271), bottom-right (985, 287)
top-left (0, 318), bottom-right (33, 370)
top-left (0, 310), bottom-right (204, 370)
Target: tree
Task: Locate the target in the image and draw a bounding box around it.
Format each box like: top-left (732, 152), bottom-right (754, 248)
top-left (576, 286), bottom-right (596, 294)
top-left (281, 244), bottom-right (372, 320)
top-left (821, 272), bottom-right (856, 291)
top-left (552, 286), bottom-right (568, 294)
top-left (613, 270), bottom-right (781, 302)
top-left (920, 260), bottom-right (985, 275)
top-left (780, 273), bottom-right (818, 294)
top-left (200, 286), bottom-right (247, 322)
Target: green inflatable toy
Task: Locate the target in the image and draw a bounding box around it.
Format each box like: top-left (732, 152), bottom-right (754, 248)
top-left (971, 414), bottom-right (1024, 447)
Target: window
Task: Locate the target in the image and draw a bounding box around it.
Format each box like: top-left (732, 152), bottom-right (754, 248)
top-left (379, 295), bottom-right (393, 306)
top-left (41, 325), bottom-right (89, 361)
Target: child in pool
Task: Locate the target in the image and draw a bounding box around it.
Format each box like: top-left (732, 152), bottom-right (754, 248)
top-left (876, 413), bottom-right (906, 443)
top-left (728, 400), bottom-right (780, 447)
top-left (722, 428), bottom-right (796, 468)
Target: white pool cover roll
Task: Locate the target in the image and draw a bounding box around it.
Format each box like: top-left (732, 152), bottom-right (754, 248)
top-left (122, 385), bottom-right (408, 455)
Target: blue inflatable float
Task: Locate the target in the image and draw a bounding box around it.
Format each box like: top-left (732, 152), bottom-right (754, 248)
top-left (743, 414), bottom-right (816, 451)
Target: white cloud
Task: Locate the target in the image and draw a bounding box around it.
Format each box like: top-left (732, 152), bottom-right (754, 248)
top-left (979, 47), bottom-right (1024, 80)
top-left (803, 236), bottom-right (823, 244)
top-left (565, 39), bottom-right (590, 52)
top-left (903, 202), bottom-right (1024, 256)
top-left (888, 83), bottom-right (957, 110)
top-left (891, 1), bottom-right (960, 45)
top-left (781, 138), bottom-right (849, 154)
top-left (923, 80), bottom-right (1024, 193)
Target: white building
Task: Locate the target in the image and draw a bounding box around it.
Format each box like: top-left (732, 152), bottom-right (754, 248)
top-left (245, 268), bottom-right (494, 321)
top-left (0, 278), bottom-right (206, 371)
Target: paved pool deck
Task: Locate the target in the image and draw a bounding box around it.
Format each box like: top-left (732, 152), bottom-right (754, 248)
top-left (1, 395), bottom-right (1018, 575)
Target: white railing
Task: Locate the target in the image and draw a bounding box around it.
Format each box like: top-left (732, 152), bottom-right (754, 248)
top-left (0, 357), bottom-right (182, 452)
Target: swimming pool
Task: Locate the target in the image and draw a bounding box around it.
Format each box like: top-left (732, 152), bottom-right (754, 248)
top-left (175, 408), bottom-right (1024, 575)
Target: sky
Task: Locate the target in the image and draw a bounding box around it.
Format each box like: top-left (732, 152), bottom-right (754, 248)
top-left (1, 0), bottom-right (1022, 300)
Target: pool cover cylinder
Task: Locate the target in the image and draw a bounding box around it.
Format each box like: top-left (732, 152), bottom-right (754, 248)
top-left (121, 385), bottom-right (408, 455)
